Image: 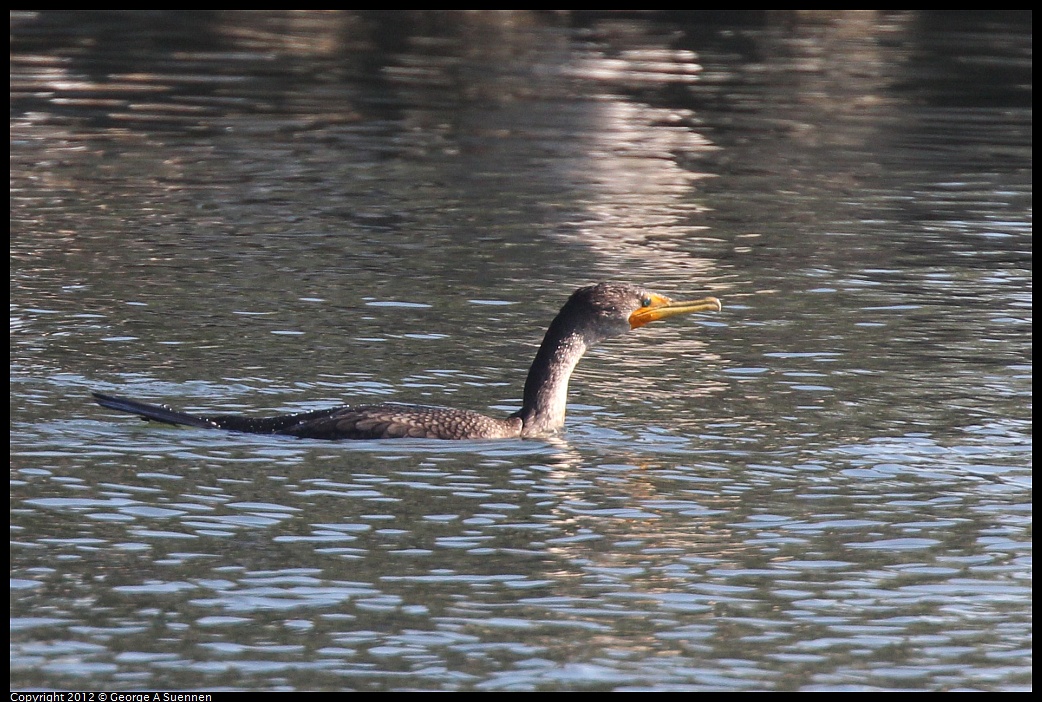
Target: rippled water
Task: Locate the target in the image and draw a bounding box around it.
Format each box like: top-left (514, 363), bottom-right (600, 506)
top-left (11, 11), bottom-right (1031, 691)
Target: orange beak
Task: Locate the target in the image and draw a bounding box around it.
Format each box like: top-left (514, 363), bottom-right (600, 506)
top-left (628, 294), bottom-right (722, 329)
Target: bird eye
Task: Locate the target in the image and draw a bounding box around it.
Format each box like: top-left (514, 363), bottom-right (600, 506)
top-left (641, 297), bottom-right (652, 307)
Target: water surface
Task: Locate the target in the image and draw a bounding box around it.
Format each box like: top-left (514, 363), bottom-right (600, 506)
top-left (10, 10), bottom-right (1031, 691)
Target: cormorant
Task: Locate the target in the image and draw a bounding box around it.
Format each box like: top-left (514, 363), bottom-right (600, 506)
top-left (92, 282), bottom-right (721, 440)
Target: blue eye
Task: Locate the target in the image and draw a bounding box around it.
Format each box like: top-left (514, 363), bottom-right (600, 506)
top-left (641, 297), bottom-right (652, 307)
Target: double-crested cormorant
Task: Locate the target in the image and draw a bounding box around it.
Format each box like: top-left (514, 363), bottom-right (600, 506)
top-left (92, 282), bottom-right (721, 440)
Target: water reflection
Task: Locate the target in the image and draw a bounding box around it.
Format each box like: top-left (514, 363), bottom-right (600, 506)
top-left (11, 10), bottom-right (1031, 692)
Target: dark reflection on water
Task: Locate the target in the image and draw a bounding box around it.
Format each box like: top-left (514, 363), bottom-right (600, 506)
top-left (11, 10), bottom-right (1030, 692)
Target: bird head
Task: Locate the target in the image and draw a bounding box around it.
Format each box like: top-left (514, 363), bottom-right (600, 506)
top-left (561, 282), bottom-right (721, 344)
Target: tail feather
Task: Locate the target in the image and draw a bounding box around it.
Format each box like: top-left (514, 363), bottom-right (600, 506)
top-left (91, 391), bottom-right (216, 429)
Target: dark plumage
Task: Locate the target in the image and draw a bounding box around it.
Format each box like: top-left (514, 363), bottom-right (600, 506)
top-left (92, 283), bottom-right (721, 440)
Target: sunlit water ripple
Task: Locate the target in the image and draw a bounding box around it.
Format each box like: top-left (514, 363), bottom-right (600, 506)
top-left (11, 10), bottom-right (1030, 692)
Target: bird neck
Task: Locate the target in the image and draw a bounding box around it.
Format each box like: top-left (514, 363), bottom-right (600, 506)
top-left (515, 320), bottom-right (590, 437)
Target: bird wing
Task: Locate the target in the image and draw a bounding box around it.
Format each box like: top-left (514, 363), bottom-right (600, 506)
top-left (280, 404), bottom-right (522, 440)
